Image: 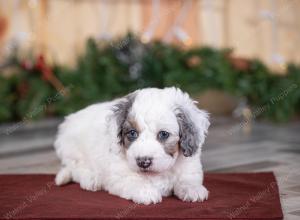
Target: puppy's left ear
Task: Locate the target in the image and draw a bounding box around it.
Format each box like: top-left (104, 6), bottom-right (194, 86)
top-left (170, 88), bottom-right (210, 157)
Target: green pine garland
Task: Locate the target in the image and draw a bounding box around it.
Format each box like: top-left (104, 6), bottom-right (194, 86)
top-left (0, 34), bottom-right (299, 123)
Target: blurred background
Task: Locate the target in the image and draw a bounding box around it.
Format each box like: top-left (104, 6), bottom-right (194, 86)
top-left (0, 0), bottom-right (299, 218)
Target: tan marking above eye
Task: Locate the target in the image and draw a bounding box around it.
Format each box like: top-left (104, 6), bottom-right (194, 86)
top-left (121, 118), bottom-right (141, 150)
top-left (127, 118), bottom-right (140, 132)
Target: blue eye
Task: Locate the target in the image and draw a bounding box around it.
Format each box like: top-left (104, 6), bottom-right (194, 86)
top-left (158, 130), bottom-right (170, 141)
top-left (126, 129), bottom-right (138, 141)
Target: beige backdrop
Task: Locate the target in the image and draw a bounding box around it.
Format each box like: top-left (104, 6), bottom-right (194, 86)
top-left (0, 0), bottom-right (299, 71)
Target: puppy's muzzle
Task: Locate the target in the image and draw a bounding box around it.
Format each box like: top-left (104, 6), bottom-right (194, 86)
top-left (136, 156), bottom-right (153, 169)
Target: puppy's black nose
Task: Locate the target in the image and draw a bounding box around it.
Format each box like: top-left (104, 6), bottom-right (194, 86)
top-left (136, 157), bottom-right (153, 169)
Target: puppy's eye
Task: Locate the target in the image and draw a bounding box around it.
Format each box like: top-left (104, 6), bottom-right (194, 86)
top-left (126, 129), bottom-right (138, 141)
top-left (158, 130), bottom-right (170, 141)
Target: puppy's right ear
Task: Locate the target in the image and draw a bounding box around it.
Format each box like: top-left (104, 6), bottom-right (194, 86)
top-left (112, 91), bottom-right (137, 145)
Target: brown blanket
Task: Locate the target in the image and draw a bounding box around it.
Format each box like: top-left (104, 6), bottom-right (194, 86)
top-left (0, 173), bottom-right (283, 220)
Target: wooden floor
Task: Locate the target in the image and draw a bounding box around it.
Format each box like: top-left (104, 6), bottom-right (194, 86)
top-left (0, 117), bottom-right (299, 219)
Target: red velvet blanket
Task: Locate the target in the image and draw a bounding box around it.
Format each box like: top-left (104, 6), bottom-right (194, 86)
top-left (0, 173), bottom-right (283, 220)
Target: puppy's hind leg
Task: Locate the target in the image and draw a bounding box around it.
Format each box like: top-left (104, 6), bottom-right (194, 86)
top-left (55, 166), bottom-right (72, 186)
top-left (55, 165), bottom-right (102, 191)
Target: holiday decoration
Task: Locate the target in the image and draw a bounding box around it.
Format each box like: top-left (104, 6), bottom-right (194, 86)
top-left (0, 34), bottom-right (299, 123)
top-left (163, 0), bottom-right (193, 46)
top-left (97, 0), bottom-right (113, 41)
top-left (227, 56), bottom-right (250, 72)
top-left (259, 0), bottom-right (286, 72)
top-left (186, 55), bottom-right (201, 67)
top-left (35, 55), bottom-right (66, 94)
top-left (141, 0), bottom-right (161, 44)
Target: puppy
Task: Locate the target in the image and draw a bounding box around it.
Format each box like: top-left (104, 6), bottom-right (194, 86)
top-left (54, 87), bottom-right (210, 205)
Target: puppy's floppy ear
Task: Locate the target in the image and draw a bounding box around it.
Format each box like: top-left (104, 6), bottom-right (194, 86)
top-left (112, 91), bottom-right (137, 145)
top-left (170, 88), bottom-right (210, 157)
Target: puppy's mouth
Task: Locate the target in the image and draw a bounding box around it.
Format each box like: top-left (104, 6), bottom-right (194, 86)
top-left (139, 168), bottom-right (157, 175)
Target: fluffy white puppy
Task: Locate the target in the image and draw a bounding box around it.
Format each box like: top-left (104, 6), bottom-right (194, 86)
top-left (54, 87), bottom-right (210, 205)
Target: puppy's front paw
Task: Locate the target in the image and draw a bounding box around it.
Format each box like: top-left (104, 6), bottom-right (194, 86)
top-left (175, 184), bottom-right (209, 202)
top-left (79, 173), bottom-right (101, 192)
top-left (127, 185), bottom-right (162, 205)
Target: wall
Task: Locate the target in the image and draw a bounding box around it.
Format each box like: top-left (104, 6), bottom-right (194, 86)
top-left (0, 0), bottom-right (299, 71)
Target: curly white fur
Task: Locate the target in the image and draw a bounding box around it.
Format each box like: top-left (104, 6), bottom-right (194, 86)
top-left (54, 87), bottom-right (210, 205)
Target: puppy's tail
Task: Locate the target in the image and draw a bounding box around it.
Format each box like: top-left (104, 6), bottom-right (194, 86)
top-left (55, 167), bottom-right (72, 186)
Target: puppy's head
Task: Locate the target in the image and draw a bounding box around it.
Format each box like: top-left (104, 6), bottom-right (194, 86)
top-left (112, 87), bottom-right (210, 173)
